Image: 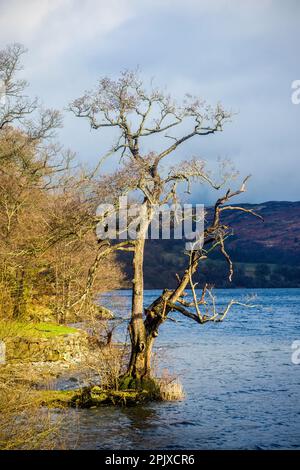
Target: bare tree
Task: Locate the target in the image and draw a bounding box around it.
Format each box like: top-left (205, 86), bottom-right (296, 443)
top-left (0, 127), bottom-right (125, 321)
top-left (0, 44), bottom-right (125, 322)
top-left (70, 71), bottom-right (262, 386)
top-left (0, 43), bottom-right (61, 140)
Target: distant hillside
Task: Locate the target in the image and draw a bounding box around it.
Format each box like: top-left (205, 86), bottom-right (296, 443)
top-left (118, 201), bottom-right (300, 288)
top-left (219, 201), bottom-right (300, 266)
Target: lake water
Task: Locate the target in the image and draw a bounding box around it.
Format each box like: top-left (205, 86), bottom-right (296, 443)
top-left (59, 288), bottom-right (300, 449)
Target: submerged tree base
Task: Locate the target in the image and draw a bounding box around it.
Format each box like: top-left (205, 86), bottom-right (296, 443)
top-left (36, 386), bottom-right (157, 408)
top-left (118, 375), bottom-right (160, 395)
top-left (36, 376), bottom-right (184, 408)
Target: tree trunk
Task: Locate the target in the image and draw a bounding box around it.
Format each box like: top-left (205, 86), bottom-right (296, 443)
top-left (127, 202), bottom-right (157, 380)
top-left (127, 237), bottom-right (149, 378)
top-left (128, 252), bottom-right (202, 381)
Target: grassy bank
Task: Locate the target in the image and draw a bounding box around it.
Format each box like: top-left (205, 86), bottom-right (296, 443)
top-left (0, 320), bottom-right (79, 341)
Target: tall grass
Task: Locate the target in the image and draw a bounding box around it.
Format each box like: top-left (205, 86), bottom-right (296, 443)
top-left (0, 367), bottom-right (65, 449)
top-left (156, 370), bottom-right (185, 401)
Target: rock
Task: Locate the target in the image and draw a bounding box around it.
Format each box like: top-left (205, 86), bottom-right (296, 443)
top-left (96, 305), bottom-right (114, 319)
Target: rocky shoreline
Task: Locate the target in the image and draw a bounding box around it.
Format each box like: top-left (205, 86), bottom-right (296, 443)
top-left (1, 319), bottom-right (181, 408)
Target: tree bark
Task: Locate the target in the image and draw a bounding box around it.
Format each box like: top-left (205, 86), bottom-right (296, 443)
top-left (127, 237), bottom-right (148, 378)
top-left (127, 203), bottom-right (157, 380)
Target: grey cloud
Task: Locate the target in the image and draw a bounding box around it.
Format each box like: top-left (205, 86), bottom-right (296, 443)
top-left (0, 0), bottom-right (299, 203)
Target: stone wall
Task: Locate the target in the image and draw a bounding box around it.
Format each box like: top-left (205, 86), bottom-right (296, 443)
top-left (5, 331), bottom-right (91, 362)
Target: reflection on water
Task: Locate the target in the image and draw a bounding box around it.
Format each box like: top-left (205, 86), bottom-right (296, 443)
top-left (58, 289), bottom-right (300, 449)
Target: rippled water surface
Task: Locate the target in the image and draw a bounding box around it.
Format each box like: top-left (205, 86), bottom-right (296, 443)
top-left (60, 289), bottom-right (300, 449)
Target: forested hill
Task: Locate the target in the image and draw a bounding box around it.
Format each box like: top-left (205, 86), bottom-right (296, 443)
top-left (120, 201), bottom-right (300, 288)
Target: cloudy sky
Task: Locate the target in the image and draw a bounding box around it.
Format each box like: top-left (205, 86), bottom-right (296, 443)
top-left (0, 0), bottom-right (299, 203)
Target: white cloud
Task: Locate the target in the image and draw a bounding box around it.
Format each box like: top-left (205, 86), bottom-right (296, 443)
top-left (0, 0), bottom-right (62, 42)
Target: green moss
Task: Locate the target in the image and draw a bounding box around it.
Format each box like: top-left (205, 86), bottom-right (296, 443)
top-left (29, 322), bottom-right (78, 337)
top-left (118, 375), bottom-right (133, 390)
top-left (118, 375), bottom-right (160, 397)
top-left (35, 389), bottom-right (79, 408)
top-left (35, 386), bottom-right (154, 408)
top-left (0, 320), bottom-right (79, 340)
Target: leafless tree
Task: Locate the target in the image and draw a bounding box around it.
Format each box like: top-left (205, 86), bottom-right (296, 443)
top-left (0, 44), bottom-right (125, 322)
top-left (70, 70), bottom-right (262, 385)
top-left (0, 43), bottom-right (61, 140)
